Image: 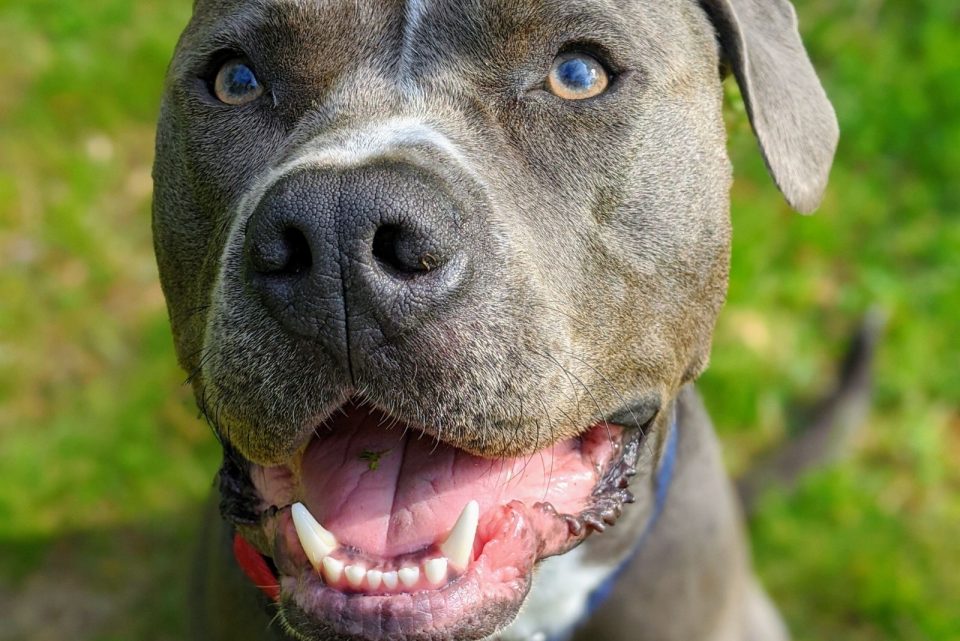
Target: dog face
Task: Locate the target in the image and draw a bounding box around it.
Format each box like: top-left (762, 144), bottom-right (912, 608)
top-left (153, 0), bottom-right (836, 639)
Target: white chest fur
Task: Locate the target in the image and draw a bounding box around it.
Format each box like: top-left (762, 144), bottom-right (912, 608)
top-left (491, 546), bottom-right (618, 641)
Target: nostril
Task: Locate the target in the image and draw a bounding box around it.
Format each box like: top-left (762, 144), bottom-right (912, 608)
top-left (251, 226), bottom-right (313, 277)
top-left (371, 224), bottom-right (442, 277)
top-left (280, 228), bottom-right (313, 276)
top-left (371, 224), bottom-right (404, 273)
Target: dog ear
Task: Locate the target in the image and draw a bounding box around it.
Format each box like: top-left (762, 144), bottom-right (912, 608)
top-left (700, 0), bottom-right (839, 213)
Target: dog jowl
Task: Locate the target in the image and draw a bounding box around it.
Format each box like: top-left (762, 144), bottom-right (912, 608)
top-left (152, 0), bottom-right (837, 639)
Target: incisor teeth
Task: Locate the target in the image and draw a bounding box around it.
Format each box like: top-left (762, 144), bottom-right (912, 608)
top-left (345, 565), bottom-right (365, 587)
top-left (381, 571), bottom-right (399, 590)
top-left (291, 503), bottom-right (338, 568)
top-left (322, 556), bottom-right (344, 583)
top-left (440, 500), bottom-right (479, 571)
top-left (424, 557), bottom-right (448, 585)
top-left (398, 566), bottom-right (420, 587)
top-left (291, 502), bottom-right (469, 592)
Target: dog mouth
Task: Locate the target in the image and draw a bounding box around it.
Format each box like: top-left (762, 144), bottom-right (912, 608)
top-left (221, 400), bottom-right (647, 641)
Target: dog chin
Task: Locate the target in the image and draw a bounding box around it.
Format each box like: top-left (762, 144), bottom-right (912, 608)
top-left (222, 400), bottom-right (647, 641)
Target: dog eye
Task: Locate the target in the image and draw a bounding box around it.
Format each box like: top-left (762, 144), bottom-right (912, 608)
top-left (547, 53), bottom-right (610, 100)
top-left (213, 59), bottom-right (264, 105)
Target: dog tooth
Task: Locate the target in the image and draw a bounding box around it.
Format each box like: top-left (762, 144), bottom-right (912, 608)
top-left (381, 571), bottom-right (399, 590)
top-left (423, 558), bottom-right (448, 585)
top-left (291, 503), bottom-right (338, 568)
top-left (291, 503), bottom-right (337, 547)
top-left (398, 566), bottom-right (420, 588)
top-left (366, 569), bottom-right (383, 590)
top-left (345, 565), bottom-right (365, 588)
top-left (440, 500), bottom-right (479, 571)
top-left (322, 556), bottom-right (344, 583)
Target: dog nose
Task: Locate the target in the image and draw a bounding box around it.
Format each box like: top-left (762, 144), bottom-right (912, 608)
top-left (244, 164), bottom-right (466, 350)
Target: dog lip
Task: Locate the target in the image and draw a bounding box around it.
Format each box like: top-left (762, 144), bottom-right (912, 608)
top-left (276, 500), bottom-right (546, 641)
top-left (603, 392), bottom-right (662, 432)
top-left (282, 580), bottom-right (526, 641)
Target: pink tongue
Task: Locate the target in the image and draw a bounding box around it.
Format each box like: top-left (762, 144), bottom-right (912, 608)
top-left (300, 404), bottom-right (608, 558)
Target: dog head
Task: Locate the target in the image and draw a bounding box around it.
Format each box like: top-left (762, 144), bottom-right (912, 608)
top-left (153, 0), bottom-right (836, 638)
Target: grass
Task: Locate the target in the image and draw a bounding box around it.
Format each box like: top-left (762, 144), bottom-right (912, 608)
top-left (0, 1), bottom-right (957, 640)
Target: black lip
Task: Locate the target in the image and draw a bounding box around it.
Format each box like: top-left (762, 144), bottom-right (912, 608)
top-left (218, 444), bottom-right (264, 527)
top-left (562, 401), bottom-right (658, 536)
top-left (603, 392), bottom-right (661, 431)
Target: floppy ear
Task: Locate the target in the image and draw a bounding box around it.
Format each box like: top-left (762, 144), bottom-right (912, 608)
top-left (700, 0), bottom-right (839, 213)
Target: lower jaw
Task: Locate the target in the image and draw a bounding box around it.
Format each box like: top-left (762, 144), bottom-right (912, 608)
top-left (281, 574), bottom-right (523, 641)
top-left (269, 498), bottom-right (578, 641)
top-left (282, 546), bottom-right (526, 641)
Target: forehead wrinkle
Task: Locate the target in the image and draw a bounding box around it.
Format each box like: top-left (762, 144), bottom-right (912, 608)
top-left (182, 0), bottom-right (286, 61)
top-left (181, 0), bottom-right (386, 77)
top-left (399, 0), bottom-right (431, 86)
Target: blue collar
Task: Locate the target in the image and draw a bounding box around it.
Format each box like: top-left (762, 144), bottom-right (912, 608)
top-left (641, 411), bottom-right (681, 542)
top-left (551, 412), bottom-right (680, 641)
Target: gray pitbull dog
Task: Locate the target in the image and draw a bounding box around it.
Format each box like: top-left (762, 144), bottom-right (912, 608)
top-left (153, 0), bottom-right (838, 639)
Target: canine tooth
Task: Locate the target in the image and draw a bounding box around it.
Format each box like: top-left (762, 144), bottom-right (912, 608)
top-left (440, 500), bottom-right (479, 571)
top-left (345, 565), bottom-right (365, 587)
top-left (382, 571), bottom-right (399, 590)
top-left (291, 503), bottom-right (338, 567)
top-left (322, 556), bottom-right (344, 583)
top-left (424, 558), bottom-right (448, 585)
top-left (366, 569), bottom-right (383, 590)
top-left (398, 566), bottom-right (420, 588)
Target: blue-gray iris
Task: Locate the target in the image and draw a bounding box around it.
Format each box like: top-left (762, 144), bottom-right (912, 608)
top-left (556, 58), bottom-right (597, 92)
top-left (227, 64), bottom-right (259, 97)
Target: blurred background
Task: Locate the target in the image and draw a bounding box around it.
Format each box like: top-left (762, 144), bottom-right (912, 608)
top-left (0, 1), bottom-right (957, 639)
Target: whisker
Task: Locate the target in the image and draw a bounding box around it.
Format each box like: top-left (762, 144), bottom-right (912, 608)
top-left (173, 304), bottom-right (211, 327)
top-left (184, 346), bottom-right (217, 386)
top-left (525, 300), bottom-right (592, 333)
top-left (533, 394), bottom-right (558, 504)
top-left (536, 349), bottom-right (607, 430)
top-left (556, 348), bottom-right (657, 460)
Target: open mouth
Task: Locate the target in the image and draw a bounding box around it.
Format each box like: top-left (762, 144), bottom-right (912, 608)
top-left (222, 400), bottom-right (647, 641)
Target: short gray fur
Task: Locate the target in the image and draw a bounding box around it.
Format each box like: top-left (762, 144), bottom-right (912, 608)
top-left (152, 0), bottom-right (838, 639)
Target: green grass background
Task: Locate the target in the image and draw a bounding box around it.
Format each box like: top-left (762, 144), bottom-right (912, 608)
top-left (0, 1), bottom-right (957, 639)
